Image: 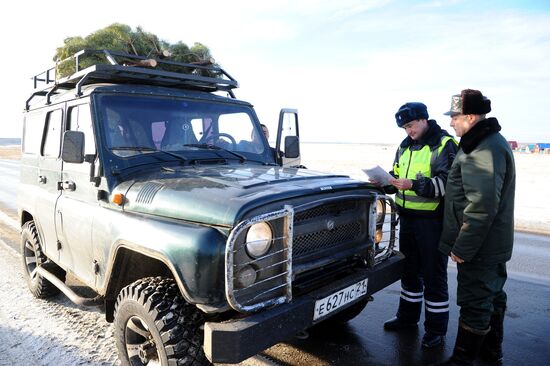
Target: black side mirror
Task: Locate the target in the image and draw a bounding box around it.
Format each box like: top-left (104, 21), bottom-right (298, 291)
top-left (284, 135), bottom-right (300, 158)
top-left (62, 131), bottom-right (85, 164)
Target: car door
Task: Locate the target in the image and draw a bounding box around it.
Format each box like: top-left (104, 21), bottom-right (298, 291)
top-left (55, 102), bottom-right (98, 285)
top-left (33, 108), bottom-right (64, 257)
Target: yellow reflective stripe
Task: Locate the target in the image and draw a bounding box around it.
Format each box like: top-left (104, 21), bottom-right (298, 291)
top-left (396, 192), bottom-right (439, 204)
top-left (395, 135), bottom-right (456, 211)
top-left (395, 192), bottom-right (439, 211)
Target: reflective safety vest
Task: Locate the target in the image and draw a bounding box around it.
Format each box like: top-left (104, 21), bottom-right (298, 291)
top-left (393, 136), bottom-right (455, 211)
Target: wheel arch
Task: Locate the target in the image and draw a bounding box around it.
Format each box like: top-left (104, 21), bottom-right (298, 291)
top-left (103, 246), bottom-right (175, 322)
top-left (20, 210), bottom-right (34, 227)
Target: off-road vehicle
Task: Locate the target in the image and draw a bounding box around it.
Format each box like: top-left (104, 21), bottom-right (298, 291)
top-left (18, 49), bottom-right (404, 365)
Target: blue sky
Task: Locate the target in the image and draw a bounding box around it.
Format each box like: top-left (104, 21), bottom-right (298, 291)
top-left (1, 0), bottom-right (549, 143)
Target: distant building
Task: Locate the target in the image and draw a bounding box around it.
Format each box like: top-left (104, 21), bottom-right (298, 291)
top-left (536, 143), bottom-right (550, 154)
top-left (522, 144), bottom-right (536, 153)
top-left (508, 141), bottom-right (518, 150)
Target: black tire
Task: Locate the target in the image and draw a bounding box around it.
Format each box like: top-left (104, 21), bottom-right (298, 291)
top-left (21, 220), bottom-right (66, 298)
top-left (114, 276), bottom-right (211, 366)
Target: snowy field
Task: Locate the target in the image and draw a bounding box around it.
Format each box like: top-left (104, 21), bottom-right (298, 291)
top-left (300, 142), bottom-right (550, 235)
top-left (1, 143), bottom-right (548, 234)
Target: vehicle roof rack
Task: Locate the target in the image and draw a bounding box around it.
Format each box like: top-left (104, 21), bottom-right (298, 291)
top-left (26, 49), bottom-right (239, 110)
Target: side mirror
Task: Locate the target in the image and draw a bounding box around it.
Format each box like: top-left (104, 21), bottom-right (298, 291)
top-left (284, 135), bottom-right (300, 158)
top-left (62, 131), bottom-right (85, 164)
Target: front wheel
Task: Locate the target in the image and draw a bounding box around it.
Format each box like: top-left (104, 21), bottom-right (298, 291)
top-left (114, 276), bottom-right (211, 366)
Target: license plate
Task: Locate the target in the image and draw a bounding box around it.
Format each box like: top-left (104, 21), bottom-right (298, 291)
top-left (313, 278), bottom-right (368, 321)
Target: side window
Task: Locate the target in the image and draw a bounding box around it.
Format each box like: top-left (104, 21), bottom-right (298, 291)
top-left (42, 109), bottom-right (63, 157)
top-left (22, 112), bottom-right (44, 154)
top-left (279, 112), bottom-right (299, 144)
top-left (68, 104), bottom-right (96, 155)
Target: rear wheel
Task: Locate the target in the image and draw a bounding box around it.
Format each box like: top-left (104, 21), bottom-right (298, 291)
top-left (21, 220), bottom-right (66, 298)
top-left (114, 276), bottom-right (211, 366)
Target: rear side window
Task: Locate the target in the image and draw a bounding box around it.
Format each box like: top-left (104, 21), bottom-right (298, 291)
top-left (22, 112), bottom-right (44, 154)
top-left (42, 109), bottom-right (63, 157)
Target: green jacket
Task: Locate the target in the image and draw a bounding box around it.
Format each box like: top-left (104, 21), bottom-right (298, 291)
top-left (439, 118), bottom-right (515, 264)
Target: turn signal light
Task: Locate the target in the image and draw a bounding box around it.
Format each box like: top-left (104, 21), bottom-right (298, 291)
top-left (112, 193), bottom-right (125, 206)
top-left (375, 228), bottom-right (383, 244)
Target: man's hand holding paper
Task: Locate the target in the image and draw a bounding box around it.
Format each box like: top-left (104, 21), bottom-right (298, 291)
top-left (362, 165), bottom-right (394, 186)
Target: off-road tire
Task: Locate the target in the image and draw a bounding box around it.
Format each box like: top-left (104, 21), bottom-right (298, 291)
top-left (21, 220), bottom-right (66, 298)
top-left (114, 276), bottom-right (211, 366)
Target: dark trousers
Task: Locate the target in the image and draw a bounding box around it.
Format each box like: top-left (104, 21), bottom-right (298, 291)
top-left (457, 261), bottom-right (507, 330)
top-left (397, 216), bottom-right (449, 335)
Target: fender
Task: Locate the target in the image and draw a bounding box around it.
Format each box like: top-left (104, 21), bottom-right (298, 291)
top-left (93, 208), bottom-right (228, 306)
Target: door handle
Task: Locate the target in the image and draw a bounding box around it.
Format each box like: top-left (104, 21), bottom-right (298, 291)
top-left (57, 180), bottom-right (76, 191)
top-left (38, 175), bottom-right (47, 184)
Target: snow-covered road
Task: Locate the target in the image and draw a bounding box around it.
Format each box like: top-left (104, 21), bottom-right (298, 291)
top-left (0, 238), bottom-right (120, 366)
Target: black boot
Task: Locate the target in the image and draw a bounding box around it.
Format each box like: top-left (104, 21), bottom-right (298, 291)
top-left (479, 311), bottom-right (504, 365)
top-left (436, 322), bottom-right (489, 365)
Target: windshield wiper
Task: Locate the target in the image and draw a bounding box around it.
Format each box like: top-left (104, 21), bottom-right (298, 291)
top-left (110, 146), bottom-right (187, 163)
top-left (184, 143), bottom-right (247, 163)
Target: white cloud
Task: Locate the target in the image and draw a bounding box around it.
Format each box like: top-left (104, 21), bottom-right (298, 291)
top-left (1, 0), bottom-right (549, 143)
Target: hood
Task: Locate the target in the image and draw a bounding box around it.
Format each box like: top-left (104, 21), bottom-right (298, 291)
top-left (119, 165), bottom-right (368, 227)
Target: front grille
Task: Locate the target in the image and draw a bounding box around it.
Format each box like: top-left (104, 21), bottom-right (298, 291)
top-left (292, 200), bottom-right (368, 259)
top-left (294, 222), bottom-right (362, 256)
top-left (294, 200), bottom-right (357, 223)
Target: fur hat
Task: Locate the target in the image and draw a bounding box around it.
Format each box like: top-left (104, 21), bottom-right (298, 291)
top-left (395, 102), bottom-right (429, 127)
top-left (444, 89), bottom-right (491, 116)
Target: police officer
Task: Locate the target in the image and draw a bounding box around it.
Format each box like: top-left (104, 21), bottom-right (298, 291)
top-left (378, 102), bottom-right (458, 348)
top-left (438, 89), bottom-right (515, 366)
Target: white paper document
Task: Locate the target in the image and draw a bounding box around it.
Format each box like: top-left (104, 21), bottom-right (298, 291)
top-left (362, 165), bottom-right (393, 186)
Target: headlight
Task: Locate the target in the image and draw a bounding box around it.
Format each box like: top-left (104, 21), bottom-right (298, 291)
top-left (236, 265), bottom-right (257, 288)
top-left (245, 222), bottom-right (273, 258)
top-left (376, 198), bottom-right (386, 223)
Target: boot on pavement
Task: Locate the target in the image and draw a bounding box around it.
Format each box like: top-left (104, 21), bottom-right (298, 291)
top-left (422, 332), bottom-right (444, 348)
top-left (479, 311), bottom-right (505, 366)
top-left (436, 321), bottom-right (489, 366)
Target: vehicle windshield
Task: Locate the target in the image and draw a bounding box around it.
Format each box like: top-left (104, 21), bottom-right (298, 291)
top-left (97, 94), bottom-right (274, 163)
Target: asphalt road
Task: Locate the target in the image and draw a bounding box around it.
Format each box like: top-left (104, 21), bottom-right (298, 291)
top-left (1, 158), bottom-right (549, 365)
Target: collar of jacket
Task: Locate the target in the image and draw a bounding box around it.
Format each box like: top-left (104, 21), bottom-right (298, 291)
top-left (400, 119), bottom-right (452, 149)
top-left (459, 117), bottom-right (501, 154)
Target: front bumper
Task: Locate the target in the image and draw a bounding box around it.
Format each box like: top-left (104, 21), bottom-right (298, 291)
top-left (204, 251), bottom-right (404, 363)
